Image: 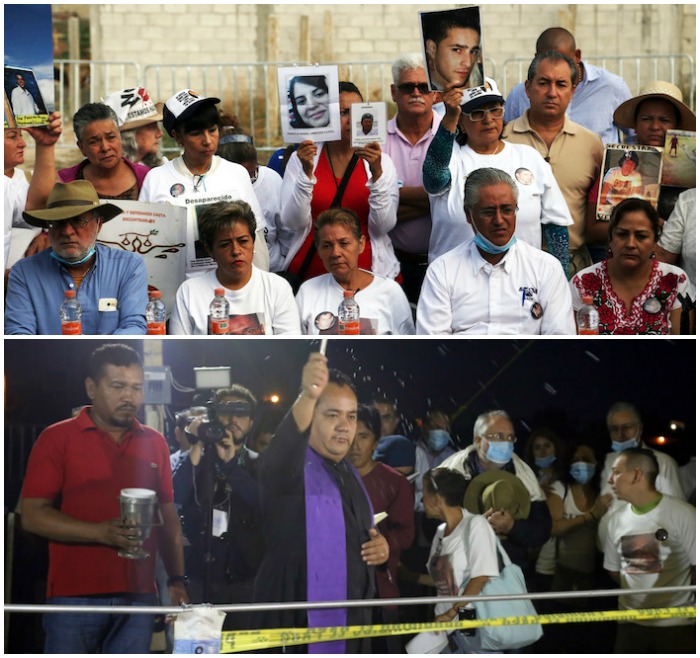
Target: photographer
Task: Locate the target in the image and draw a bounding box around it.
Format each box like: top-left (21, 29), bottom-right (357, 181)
top-left (171, 385), bottom-right (263, 624)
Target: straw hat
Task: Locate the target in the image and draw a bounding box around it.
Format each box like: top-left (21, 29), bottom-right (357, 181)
top-left (102, 87), bottom-right (164, 131)
top-left (613, 81), bottom-right (696, 131)
top-left (463, 470), bottom-right (531, 520)
top-left (22, 181), bottom-right (122, 227)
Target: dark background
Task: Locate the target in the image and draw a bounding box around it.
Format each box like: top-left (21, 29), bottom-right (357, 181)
top-left (5, 338), bottom-right (696, 499)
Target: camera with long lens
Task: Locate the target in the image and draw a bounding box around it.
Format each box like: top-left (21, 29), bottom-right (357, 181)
top-left (186, 399), bottom-right (253, 445)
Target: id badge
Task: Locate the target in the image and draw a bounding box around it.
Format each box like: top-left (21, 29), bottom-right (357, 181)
top-left (212, 509), bottom-right (228, 537)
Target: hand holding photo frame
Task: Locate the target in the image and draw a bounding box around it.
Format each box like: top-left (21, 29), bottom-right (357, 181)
top-left (351, 102), bottom-right (387, 148)
top-left (278, 65), bottom-right (341, 144)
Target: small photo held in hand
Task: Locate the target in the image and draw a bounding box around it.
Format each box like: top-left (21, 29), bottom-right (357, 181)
top-left (351, 102), bottom-right (387, 148)
top-left (278, 65), bottom-right (341, 144)
top-left (419, 5), bottom-right (483, 92)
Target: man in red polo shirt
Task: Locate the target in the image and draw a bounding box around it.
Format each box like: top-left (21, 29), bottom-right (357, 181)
top-left (21, 343), bottom-right (188, 653)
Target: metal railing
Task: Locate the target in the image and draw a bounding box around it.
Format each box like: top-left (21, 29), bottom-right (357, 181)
top-left (502, 53), bottom-right (695, 110)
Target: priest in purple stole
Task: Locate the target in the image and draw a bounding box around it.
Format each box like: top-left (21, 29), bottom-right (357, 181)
top-left (251, 352), bottom-right (390, 653)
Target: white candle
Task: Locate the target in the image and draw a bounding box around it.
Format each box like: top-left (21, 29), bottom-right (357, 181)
top-left (319, 338), bottom-right (328, 356)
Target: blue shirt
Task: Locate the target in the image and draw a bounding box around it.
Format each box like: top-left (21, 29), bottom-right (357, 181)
top-left (504, 61), bottom-right (632, 144)
top-left (5, 243), bottom-right (148, 335)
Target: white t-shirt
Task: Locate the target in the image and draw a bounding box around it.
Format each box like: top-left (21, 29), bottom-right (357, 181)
top-left (295, 271), bottom-right (415, 335)
top-left (252, 165), bottom-right (284, 272)
top-left (428, 141), bottom-right (572, 263)
top-left (417, 239), bottom-right (575, 335)
top-left (658, 188), bottom-right (696, 287)
top-left (4, 168), bottom-right (31, 266)
top-left (603, 495), bottom-right (695, 626)
top-left (427, 509), bottom-right (500, 617)
top-left (169, 267), bottom-right (301, 335)
top-left (138, 155), bottom-right (270, 272)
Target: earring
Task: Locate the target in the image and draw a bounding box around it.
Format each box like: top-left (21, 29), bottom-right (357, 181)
top-left (650, 252), bottom-right (656, 259)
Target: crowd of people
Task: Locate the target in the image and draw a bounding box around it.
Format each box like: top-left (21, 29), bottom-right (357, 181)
top-left (5, 26), bottom-right (696, 335)
top-left (16, 343), bottom-right (695, 653)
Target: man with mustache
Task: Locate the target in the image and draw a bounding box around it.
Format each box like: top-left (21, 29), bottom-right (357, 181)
top-left (5, 180), bottom-right (148, 335)
top-left (503, 51), bottom-right (604, 278)
top-left (172, 384), bottom-right (263, 621)
top-left (385, 53), bottom-right (441, 304)
top-left (20, 343), bottom-right (188, 653)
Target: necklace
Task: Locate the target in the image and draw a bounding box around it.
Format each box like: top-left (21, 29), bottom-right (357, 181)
top-left (576, 63), bottom-right (584, 86)
top-left (182, 155), bottom-right (212, 192)
top-left (491, 141), bottom-right (503, 155)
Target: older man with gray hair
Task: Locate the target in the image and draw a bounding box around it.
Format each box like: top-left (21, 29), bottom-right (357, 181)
top-left (440, 409), bottom-right (551, 572)
top-left (385, 53), bottom-right (441, 303)
top-left (598, 402), bottom-right (684, 545)
top-left (416, 167), bottom-right (575, 334)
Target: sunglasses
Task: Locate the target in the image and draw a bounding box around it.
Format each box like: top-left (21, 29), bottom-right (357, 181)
top-left (396, 82), bottom-right (432, 95)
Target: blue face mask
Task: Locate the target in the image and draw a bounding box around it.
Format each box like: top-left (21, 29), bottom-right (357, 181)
top-left (570, 461), bottom-right (596, 484)
top-left (612, 437), bottom-right (638, 453)
top-left (535, 454), bottom-right (556, 468)
top-left (50, 246), bottom-right (96, 267)
top-left (427, 429), bottom-right (450, 452)
top-left (473, 230), bottom-right (517, 255)
top-left (486, 440), bottom-right (514, 465)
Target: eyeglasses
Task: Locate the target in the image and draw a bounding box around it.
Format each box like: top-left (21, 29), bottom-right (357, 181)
top-left (483, 432), bottom-right (517, 443)
top-left (464, 106), bottom-right (505, 122)
top-left (45, 214), bottom-right (95, 230)
top-left (609, 422), bottom-right (639, 436)
top-left (396, 82), bottom-right (432, 95)
top-left (475, 205), bottom-right (518, 221)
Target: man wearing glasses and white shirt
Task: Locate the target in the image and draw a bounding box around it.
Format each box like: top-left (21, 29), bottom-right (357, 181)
top-left (440, 409), bottom-right (551, 571)
top-left (417, 167), bottom-right (575, 335)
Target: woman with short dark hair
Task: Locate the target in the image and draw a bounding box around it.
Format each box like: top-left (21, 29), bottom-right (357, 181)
top-left (571, 198), bottom-right (694, 334)
top-left (169, 201), bottom-right (299, 335)
top-left (58, 102), bottom-right (150, 199)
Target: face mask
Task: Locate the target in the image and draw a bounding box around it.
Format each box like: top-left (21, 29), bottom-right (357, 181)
top-left (486, 440), bottom-right (514, 464)
top-left (473, 229), bottom-right (517, 255)
top-left (570, 461), bottom-right (596, 484)
top-left (611, 437), bottom-right (638, 453)
top-left (535, 454), bottom-right (556, 468)
top-left (427, 429), bottom-right (450, 452)
top-left (50, 246), bottom-right (96, 266)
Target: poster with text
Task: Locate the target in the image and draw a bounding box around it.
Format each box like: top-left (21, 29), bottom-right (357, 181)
top-left (97, 200), bottom-right (187, 317)
top-left (595, 144), bottom-right (663, 221)
top-left (419, 5), bottom-right (483, 92)
top-left (4, 4), bottom-right (54, 128)
top-left (278, 65), bottom-right (340, 143)
top-left (351, 102), bottom-right (387, 147)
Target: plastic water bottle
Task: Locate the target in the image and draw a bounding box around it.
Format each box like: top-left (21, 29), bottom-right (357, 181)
top-left (210, 288), bottom-right (230, 335)
top-left (146, 290), bottom-right (166, 335)
top-left (60, 290), bottom-right (82, 335)
top-left (338, 290), bottom-right (360, 335)
top-left (577, 294), bottom-right (600, 335)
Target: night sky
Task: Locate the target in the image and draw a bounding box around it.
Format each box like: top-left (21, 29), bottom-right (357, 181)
top-left (5, 338), bottom-right (696, 458)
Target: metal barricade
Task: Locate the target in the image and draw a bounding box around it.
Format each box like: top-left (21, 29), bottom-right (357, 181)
top-left (502, 53), bottom-right (695, 109)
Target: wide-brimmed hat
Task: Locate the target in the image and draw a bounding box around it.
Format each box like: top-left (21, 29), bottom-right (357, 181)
top-left (163, 88), bottom-right (221, 136)
top-left (22, 181), bottom-right (123, 227)
top-left (463, 470), bottom-right (531, 520)
top-left (460, 77), bottom-right (504, 114)
top-left (613, 81), bottom-right (696, 131)
top-left (102, 87), bottom-right (164, 131)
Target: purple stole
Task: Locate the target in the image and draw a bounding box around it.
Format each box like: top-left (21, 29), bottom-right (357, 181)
top-left (303, 446), bottom-right (374, 654)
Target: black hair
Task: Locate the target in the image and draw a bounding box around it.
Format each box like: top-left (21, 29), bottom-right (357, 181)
top-left (608, 198), bottom-right (661, 242)
top-left (339, 81), bottom-right (363, 100)
top-left (422, 467), bottom-right (467, 507)
top-left (423, 9), bottom-right (481, 44)
top-left (618, 447), bottom-right (660, 487)
top-left (289, 75), bottom-right (330, 129)
top-left (87, 343), bottom-right (142, 382)
top-left (174, 103), bottom-right (220, 135)
top-left (617, 151), bottom-right (640, 167)
top-left (328, 368), bottom-right (356, 394)
top-left (216, 383), bottom-right (257, 415)
top-left (197, 200), bottom-right (257, 250)
top-left (356, 404), bottom-right (381, 443)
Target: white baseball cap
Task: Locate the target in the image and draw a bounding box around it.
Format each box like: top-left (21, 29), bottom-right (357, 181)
top-left (102, 87), bottom-right (163, 131)
top-left (163, 89), bottom-right (220, 135)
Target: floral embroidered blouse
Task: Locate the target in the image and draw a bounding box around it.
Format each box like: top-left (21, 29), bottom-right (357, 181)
top-left (570, 259), bottom-right (694, 335)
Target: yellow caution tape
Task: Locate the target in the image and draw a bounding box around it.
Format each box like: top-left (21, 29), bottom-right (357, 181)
top-left (220, 606), bottom-right (695, 653)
